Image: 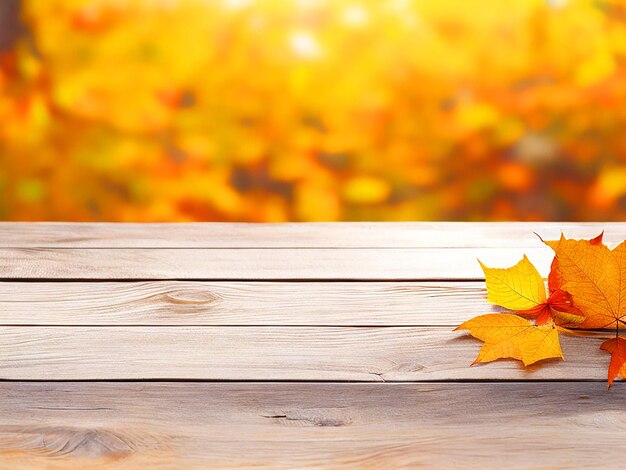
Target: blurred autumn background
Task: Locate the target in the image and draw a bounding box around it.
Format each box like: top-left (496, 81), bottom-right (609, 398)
top-left (1, 0), bottom-right (626, 222)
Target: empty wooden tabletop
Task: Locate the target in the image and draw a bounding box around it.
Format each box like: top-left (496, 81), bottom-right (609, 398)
top-left (0, 222), bottom-right (621, 469)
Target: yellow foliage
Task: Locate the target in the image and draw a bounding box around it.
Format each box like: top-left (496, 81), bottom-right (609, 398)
top-left (479, 256), bottom-right (546, 311)
top-left (343, 176), bottom-right (390, 204)
top-left (456, 314), bottom-right (563, 366)
top-left (1, 0), bottom-right (626, 221)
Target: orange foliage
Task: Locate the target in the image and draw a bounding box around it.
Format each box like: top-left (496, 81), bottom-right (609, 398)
top-left (459, 232), bottom-right (626, 388)
top-left (601, 337), bottom-right (626, 387)
top-left (2, 0), bottom-right (626, 221)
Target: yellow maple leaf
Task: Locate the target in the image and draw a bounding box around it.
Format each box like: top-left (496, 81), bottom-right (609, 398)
top-left (545, 234), bottom-right (624, 329)
top-left (479, 255), bottom-right (584, 326)
top-left (455, 313), bottom-right (563, 366)
top-left (479, 255), bottom-right (546, 311)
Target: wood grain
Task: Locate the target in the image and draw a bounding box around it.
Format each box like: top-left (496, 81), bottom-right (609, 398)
top-left (0, 382), bottom-right (623, 469)
top-left (0, 222), bottom-right (622, 468)
top-left (0, 221), bottom-right (614, 248)
top-left (0, 247), bottom-right (554, 279)
top-left (0, 326), bottom-right (612, 381)
top-left (0, 281), bottom-right (500, 325)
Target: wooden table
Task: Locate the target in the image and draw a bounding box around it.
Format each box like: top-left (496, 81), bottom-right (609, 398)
top-left (0, 222), bottom-right (624, 468)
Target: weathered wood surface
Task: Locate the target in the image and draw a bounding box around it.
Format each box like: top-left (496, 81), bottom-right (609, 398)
top-left (0, 247), bottom-right (553, 279)
top-left (0, 222), bottom-right (622, 468)
top-left (0, 221), bottom-right (613, 248)
top-left (0, 382), bottom-right (623, 469)
top-left (0, 281), bottom-right (497, 325)
top-left (0, 326), bottom-right (610, 381)
top-left (0, 221), bottom-right (610, 279)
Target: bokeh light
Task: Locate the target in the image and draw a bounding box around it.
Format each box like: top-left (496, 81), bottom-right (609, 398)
top-left (1, 0), bottom-right (626, 221)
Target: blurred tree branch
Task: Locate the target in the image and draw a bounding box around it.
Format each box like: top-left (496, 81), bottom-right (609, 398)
top-left (0, 0), bottom-right (23, 51)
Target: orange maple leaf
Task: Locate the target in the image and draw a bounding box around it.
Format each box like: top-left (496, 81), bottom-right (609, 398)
top-left (545, 231), bottom-right (626, 387)
top-left (600, 337), bottom-right (626, 388)
top-left (545, 232), bottom-right (623, 330)
top-left (547, 230), bottom-right (603, 295)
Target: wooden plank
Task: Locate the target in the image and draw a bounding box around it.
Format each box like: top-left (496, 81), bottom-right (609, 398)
top-left (0, 326), bottom-right (612, 381)
top-left (0, 222), bottom-right (615, 248)
top-left (0, 247), bottom-right (554, 279)
top-left (0, 382), bottom-right (622, 468)
top-left (0, 281), bottom-right (500, 325)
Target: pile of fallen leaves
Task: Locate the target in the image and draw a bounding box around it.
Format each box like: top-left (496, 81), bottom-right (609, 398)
top-left (457, 231), bottom-right (626, 388)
